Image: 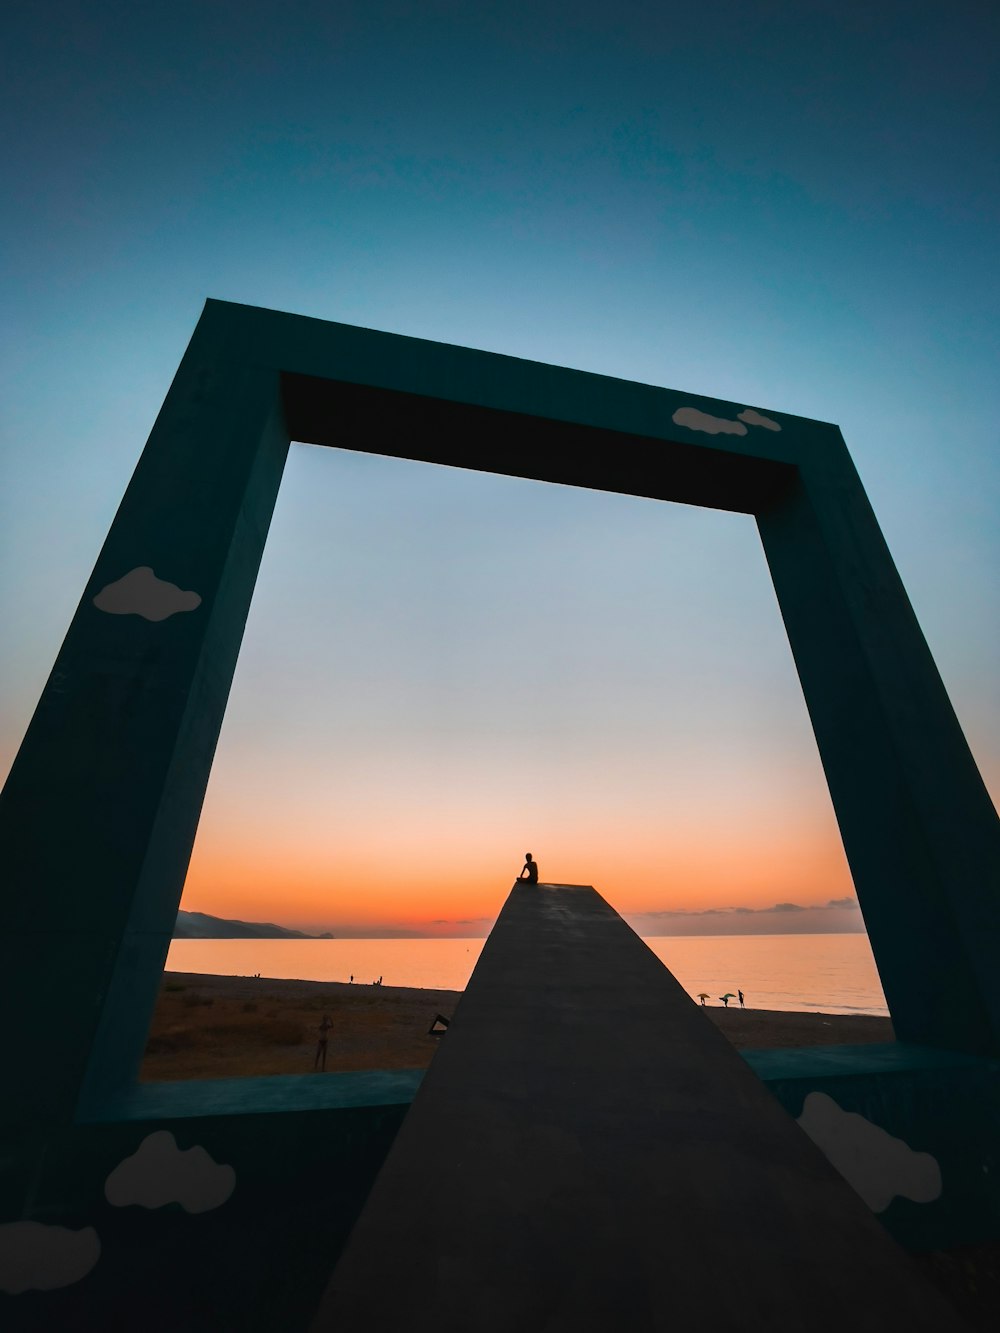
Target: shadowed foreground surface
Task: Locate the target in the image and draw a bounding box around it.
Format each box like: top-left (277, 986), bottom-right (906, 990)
top-left (139, 969), bottom-right (998, 1326)
top-left (310, 884), bottom-right (967, 1332)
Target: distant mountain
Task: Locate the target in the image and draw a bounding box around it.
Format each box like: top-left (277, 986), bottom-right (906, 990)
top-left (174, 910), bottom-right (333, 940)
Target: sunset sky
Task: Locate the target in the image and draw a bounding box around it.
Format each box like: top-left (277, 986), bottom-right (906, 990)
top-left (2, 2), bottom-right (997, 937)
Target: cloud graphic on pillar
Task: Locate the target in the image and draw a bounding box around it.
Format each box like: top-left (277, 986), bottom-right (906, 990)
top-left (737, 408), bottom-right (782, 431)
top-left (93, 567), bottom-right (202, 621)
top-left (796, 1092), bottom-right (942, 1212)
top-left (671, 406), bottom-right (748, 436)
top-left (0, 1221), bottom-right (100, 1294)
top-left (105, 1131), bottom-right (235, 1213)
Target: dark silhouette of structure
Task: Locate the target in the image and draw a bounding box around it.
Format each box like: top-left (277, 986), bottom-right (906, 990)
top-left (0, 300), bottom-right (995, 1327)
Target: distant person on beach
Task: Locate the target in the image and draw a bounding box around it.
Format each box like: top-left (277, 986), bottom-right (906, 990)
top-left (720, 994), bottom-right (730, 1007)
top-left (349, 975), bottom-right (353, 984)
top-left (314, 1014), bottom-right (333, 1071)
top-left (738, 989), bottom-right (745, 1008)
top-left (518, 852), bottom-right (539, 884)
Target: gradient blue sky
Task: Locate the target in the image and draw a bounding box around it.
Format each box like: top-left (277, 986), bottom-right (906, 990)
top-left (2, 1), bottom-right (997, 934)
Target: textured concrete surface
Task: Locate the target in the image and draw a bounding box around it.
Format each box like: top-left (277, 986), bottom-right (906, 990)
top-left (312, 883), bottom-right (967, 1332)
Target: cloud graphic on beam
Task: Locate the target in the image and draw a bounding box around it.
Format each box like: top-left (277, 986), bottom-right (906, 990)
top-left (0, 1221), bottom-right (100, 1294)
top-left (93, 567), bottom-right (202, 621)
top-left (671, 406), bottom-right (748, 436)
top-left (797, 1092), bottom-right (942, 1212)
top-left (105, 1131), bottom-right (235, 1214)
top-left (737, 408), bottom-right (782, 431)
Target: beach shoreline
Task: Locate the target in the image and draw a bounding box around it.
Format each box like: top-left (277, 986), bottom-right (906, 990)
top-left (141, 970), bottom-right (895, 1084)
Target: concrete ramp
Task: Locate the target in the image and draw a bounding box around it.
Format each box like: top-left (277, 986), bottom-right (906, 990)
top-left (312, 884), bottom-right (964, 1331)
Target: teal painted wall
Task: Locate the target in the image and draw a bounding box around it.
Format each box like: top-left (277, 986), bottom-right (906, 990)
top-left (745, 1046), bottom-right (1000, 1252)
top-left (1, 1078), bottom-right (417, 1332)
top-left (2, 1054), bottom-right (996, 1329)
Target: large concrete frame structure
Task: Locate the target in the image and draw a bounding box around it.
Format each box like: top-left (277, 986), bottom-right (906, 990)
top-left (3, 298), bottom-right (996, 1125)
top-left (0, 301), bottom-right (997, 1326)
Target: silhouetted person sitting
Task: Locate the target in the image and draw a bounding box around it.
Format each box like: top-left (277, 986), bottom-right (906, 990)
top-left (518, 852), bottom-right (539, 884)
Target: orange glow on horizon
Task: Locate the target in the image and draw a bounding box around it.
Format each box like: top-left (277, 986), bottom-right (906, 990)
top-left (180, 809), bottom-right (855, 936)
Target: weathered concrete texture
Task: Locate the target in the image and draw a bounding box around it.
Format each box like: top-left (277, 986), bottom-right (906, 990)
top-left (312, 884), bottom-right (966, 1333)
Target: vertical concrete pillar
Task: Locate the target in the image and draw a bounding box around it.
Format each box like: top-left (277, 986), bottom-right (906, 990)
top-left (757, 445), bottom-right (1000, 1054)
top-left (0, 307), bottom-right (290, 1124)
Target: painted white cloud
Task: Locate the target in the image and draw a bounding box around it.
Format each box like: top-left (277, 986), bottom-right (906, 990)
top-left (737, 408), bottom-right (782, 431)
top-left (0, 1221), bottom-right (100, 1294)
top-left (93, 567), bottom-right (202, 622)
top-left (672, 406), bottom-right (748, 436)
top-left (105, 1131), bottom-right (235, 1214)
top-left (797, 1092), bottom-right (942, 1213)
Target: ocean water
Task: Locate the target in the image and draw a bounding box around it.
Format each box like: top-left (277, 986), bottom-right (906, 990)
top-left (165, 932), bottom-right (888, 1016)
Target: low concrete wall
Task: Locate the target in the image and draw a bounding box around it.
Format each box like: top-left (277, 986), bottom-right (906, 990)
top-left (0, 1076), bottom-right (416, 1333)
top-left (745, 1043), bottom-right (1000, 1252)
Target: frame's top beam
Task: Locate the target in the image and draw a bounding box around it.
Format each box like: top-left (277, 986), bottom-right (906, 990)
top-left (194, 298), bottom-right (841, 514)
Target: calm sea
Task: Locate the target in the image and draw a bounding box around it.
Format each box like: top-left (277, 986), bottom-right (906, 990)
top-left (165, 933), bottom-right (888, 1016)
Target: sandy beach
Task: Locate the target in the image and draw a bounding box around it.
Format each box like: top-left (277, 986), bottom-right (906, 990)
top-left (141, 971), bottom-right (894, 1083)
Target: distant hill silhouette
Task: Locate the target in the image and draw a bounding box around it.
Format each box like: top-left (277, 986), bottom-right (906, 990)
top-left (174, 910), bottom-right (333, 939)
